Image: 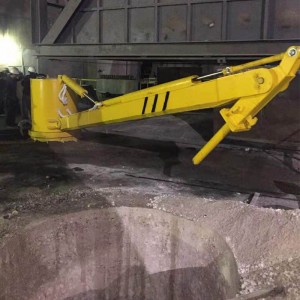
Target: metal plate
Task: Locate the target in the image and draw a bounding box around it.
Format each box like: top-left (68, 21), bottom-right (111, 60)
top-left (75, 12), bottom-right (99, 43)
top-left (130, 0), bottom-right (155, 5)
top-left (158, 0), bottom-right (185, 4)
top-left (191, 2), bottom-right (222, 41)
top-left (159, 5), bottom-right (187, 42)
top-left (101, 9), bottom-right (125, 43)
top-left (129, 7), bottom-right (155, 43)
top-left (102, 0), bottom-right (126, 9)
top-left (227, 0), bottom-right (263, 40)
top-left (270, 0), bottom-right (300, 39)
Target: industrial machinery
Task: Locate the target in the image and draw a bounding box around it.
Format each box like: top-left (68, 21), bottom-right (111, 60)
top-left (30, 46), bottom-right (300, 165)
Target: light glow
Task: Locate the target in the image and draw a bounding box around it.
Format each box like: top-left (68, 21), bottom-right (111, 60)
top-left (0, 34), bottom-right (22, 66)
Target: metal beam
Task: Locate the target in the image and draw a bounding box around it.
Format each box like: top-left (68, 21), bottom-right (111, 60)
top-left (42, 0), bottom-right (83, 44)
top-left (47, 3), bottom-right (65, 9)
top-left (31, 0), bottom-right (48, 43)
top-left (35, 40), bottom-right (300, 59)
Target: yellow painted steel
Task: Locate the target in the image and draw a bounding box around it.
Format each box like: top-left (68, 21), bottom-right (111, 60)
top-left (30, 46), bottom-right (300, 165)
top-left (61, 75), bottom-right (87, 98)
top-left (59, 69), bottom-right (273, 129)
top-left (29, 77), bottom-right (78, 142)
top-left (193, 124), bottom-right (231, 165)
top-left (222, 52), bottom-right (285, 75)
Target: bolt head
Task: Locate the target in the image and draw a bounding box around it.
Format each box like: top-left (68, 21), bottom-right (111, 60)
top-left (257, 77), bottom-right (264, 84)
top-left (288, 48), bottom-right (297, 57)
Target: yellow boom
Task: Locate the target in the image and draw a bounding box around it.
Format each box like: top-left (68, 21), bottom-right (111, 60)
top-left (29, 46), bottom-right (300, 165)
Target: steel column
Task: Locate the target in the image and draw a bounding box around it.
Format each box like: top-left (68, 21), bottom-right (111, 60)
top-left (42, 0), bottom-right (83, 44)
top-left (31, 0), bottom-right (48, 43)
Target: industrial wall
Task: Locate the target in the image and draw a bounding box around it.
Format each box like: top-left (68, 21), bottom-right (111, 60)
top-left (0, 0), bottom-right (31, 47)
top-left (33, 0), bottom-right (300, 78)
top-left (0, 0), bottom-right (35, 71)
top-left (51, 0), bottom-right (299, 44)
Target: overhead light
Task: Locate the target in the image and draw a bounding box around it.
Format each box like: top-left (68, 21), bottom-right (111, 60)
top-left (0, 34), bottom-right (22, 66)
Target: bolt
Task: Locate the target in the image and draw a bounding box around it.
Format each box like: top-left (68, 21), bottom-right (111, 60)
top-left (288, 48), bottom-right (297, 57)
top-left (231, 106), bottom-right (242, 113)
top-left (257, 77), bottom-right (264, 84)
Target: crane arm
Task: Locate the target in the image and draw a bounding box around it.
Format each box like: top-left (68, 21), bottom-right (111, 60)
top-left (29, 46), bottom-right (300, 165)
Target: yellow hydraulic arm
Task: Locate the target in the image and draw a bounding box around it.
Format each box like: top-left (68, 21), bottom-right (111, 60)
top-left (30, 46), bottom-right (300, 165)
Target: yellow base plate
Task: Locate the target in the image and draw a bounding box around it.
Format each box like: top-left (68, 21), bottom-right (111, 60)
top-left (29, 130), bottom-right (77, 142)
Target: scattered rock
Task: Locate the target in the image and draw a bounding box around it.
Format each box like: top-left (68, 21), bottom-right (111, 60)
top-left (3, 210), bottom-right (18, 220)
top-left (230, 286), bottom-right (285, 300)
top-left (11, 210), bottom-right (18, 217)
top-left (72, 167), bottom-right (84, 172)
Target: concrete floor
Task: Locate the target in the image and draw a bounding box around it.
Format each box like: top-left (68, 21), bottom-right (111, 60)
top-left (0, 114), bottom-right (300, 299)
top-left (0, 116), bottom-right (299, 206)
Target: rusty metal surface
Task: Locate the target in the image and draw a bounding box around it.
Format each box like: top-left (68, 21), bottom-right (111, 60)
top-left (44, 0), bottom-right (300, 44)
top-left (32, 0), bottom-right (300, 58)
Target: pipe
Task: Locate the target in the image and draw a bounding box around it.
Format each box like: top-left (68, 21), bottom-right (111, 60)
top-left (223, 53), bottom-right (284, 75)
top-left (192, 124), bottom-right (231, 165)
top-left (61, 75), bottom-right (98, 105)
top-left (61, 75), bottom-right (87, 97)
